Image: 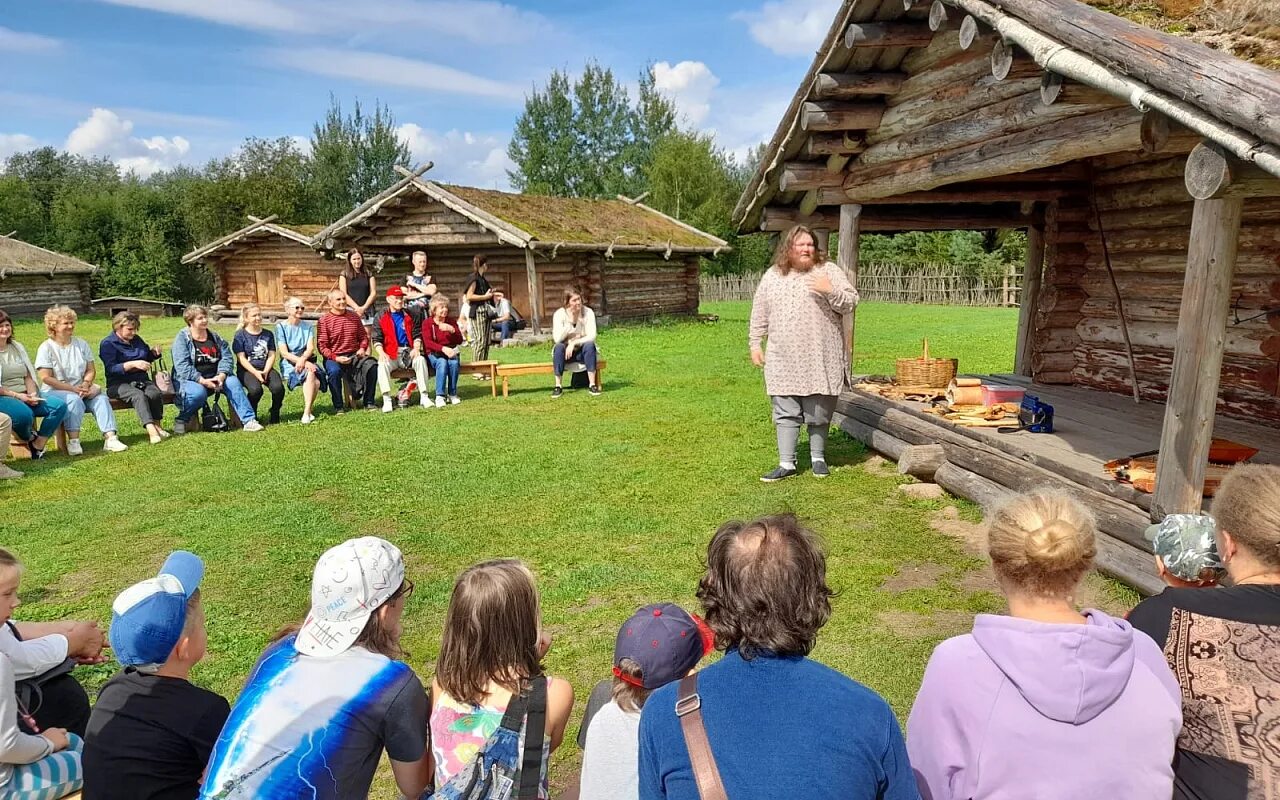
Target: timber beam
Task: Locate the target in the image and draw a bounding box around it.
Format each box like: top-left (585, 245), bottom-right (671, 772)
top-left (759, 204), bottom-right (1039, 232)
top-left (804, 132), bottom-right (866, 157)
top-left (814, 72), bottom-right (907, 99)
top-left (780, 162), bottom-right (845, 192)
top-left (801, 102), bottom-right (886, 133)
top-left (817, 184), bottom-right (1075, 206)
top-left (844, 22), bottom-right (934, 48)
top-left (1185, 141), bottom-right (1280, 200)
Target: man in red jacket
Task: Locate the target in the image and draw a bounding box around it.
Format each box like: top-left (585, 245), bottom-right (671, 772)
top-left (371, 286), bottom-right (431, 412)
top-left (318, 289), bottom-right (378, 411)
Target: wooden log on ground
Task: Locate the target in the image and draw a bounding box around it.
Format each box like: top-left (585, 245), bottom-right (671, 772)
top-left (1095, 536), bottom-right (1165, 596)
top-left (845, 22), bottom-right (934, 48)
top-left (1185, 141), bottom-right (1280, 201)
top-left (801, 102), bottom-right (886, 133)
top-left (814, 72), bottom-right (907, 99)
top-left (898, 443), bottom-right (947, 480)
top-left (833, 411), bottom-right (910, 460)
top-left (935, 462), bottom-right (1013, 512)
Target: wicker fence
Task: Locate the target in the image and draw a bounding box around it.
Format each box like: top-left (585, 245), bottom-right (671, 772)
top-left (701, 262), bottom-right (1023, 306)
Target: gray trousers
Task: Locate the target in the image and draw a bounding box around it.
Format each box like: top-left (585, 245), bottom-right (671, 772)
top-left (771, 394), bottom-right (835, 466)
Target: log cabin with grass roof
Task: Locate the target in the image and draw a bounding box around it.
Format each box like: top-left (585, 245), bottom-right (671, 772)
top-left (734, 0), bottom-right (1280, 593)
top-left (312, 165), bottom-right (729, 331)
top-left (181, 216), bottom-right (332, 320)
top-left (0, 234), bottom-right (97, 316)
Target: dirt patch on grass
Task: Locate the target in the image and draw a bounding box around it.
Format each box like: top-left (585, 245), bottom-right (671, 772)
top-left (861, 454), bottom-right (899, 477)
top-left (929, 508), bottom-right (986, 553)
top-left (880, 562), bottom-right (949, 593)
top-left (878, 610), bottom-right (975, 640)
top-left (567, 595), bottom-right (611, 615)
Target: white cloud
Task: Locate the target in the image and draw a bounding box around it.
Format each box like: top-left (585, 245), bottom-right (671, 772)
top-left (396, 124), bottom-right (514, 189)
top-left (0, 26), bottom-right (61, 53)
top-left (0, 134), bottom-right (41, 163)
top-left (270, 49), bottom-right (523, 102)
top-left (64, 109), bottom-right (190, 178)
top-left (652, 61), bottom-right (720, 127)
top-left (734, 0), bottom-right (839, 57)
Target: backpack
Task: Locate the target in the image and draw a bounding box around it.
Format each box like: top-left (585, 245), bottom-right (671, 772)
top-left (429, 678), bottom-right (547, 800)
top-left (201, 391), bottom-right (231, 433)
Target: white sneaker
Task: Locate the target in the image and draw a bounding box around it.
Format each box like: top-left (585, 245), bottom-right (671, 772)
top-left (420, 397), bottom-right (433, 409)
top-left (243, 420), bottom-right (265, 432)
top-left (382, 396), bottom-right (394, 413)
top-left (435, 395), bottom-right (446, 408)
top-left (300, 414), bottom-right (314, 424)
top-left (66, 439), bottom-right (84, 456)
top-left (449, 395), bottom-right (461, 405)
top-left (103, 437), bottom-right (128, 453)
top-left (0, 463), bottom-right (22, 480)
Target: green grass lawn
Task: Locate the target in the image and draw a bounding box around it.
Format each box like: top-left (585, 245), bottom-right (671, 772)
top-left (1, 300), bottom-right (1120, 794)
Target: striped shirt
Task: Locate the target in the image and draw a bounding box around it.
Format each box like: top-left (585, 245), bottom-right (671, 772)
top-left (317, 311), bottom-right (368, 360)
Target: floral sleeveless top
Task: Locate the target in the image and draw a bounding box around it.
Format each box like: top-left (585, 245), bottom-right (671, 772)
top-left (430, 681), bottom-right (552, 798)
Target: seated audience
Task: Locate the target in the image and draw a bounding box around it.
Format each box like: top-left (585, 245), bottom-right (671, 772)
top-left (371, 286), bottom-right (430, 412)
top-left (232, 304), bottom-right (284, 425)
top-left (431, 560), bottom-right (574, 798)
top-left (581, 603), bottom-right (713, 800)
top-left (403, 250), bottom-right (436, 310)
top-left (1146, 513), bottom-right (1224, 588)
top-left (422, 295), bottom-right (463, 407)
top-left (200, 537), bottom-right (430, 800)
top-left (492, 291), bottom-right (516, 342)
top-left (0, 309), bottom-right (68, 459)
top-left (274, 297), bottom-right (325, 424)
top-left (551, 286), bottom-right (600, 398)
top-left (171, 306), bottom-right (262, 434)
top-left (35, 305), bottom-right (127, 454)
top-left (638, 514), bottom-right (915, 800)
top-left (0, 548), bottom-right (105, 736)
top-left (1129, 464), bottom-right (1280, 800)
top-left (317, 289), bottom-right (378, 412)
top-left (99, 311), bottom-right (168, 444)
top-left (83, 551), bottom-right (229, 800)
top-left (0, 653), bottom-right (83, 800)
top-left (0, 413), bottom-right (20, 480)
top-left (908, 490), bottom-right (1181, 800)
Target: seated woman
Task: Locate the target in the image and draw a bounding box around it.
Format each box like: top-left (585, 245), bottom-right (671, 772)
top-left (35, 305), bottom-right (127, 455)
top-left (232, 304), bottom-right (285, 425)
top-left (0, 651), bottom-right (83, 800)
top-left (907, 489), bottom-right (1181, 800)
top-left (1130, 464), bottom-right (1280, 800)
top-left (551, 286), bottom-right (600, 398)
top-left (0, 309), bottom-right (67, 459)
top-left (274, 297), bottom-right (325, 424)
top-left (99, 311), bottom-right (168, 444)
top-left (422, 294), bottom-right (463, 408)
top-left (171, 306), bottom-right (262, 434)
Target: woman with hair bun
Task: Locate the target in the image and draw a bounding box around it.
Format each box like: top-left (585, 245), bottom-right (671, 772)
top-left (907, 490), bottom-right (1182, 800)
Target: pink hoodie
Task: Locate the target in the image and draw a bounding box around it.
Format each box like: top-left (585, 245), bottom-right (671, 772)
top-left (906, 609), bottom-right (1181, 800)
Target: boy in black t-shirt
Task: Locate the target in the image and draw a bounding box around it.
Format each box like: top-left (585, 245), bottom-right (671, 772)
top-left (83, 552), bottom-right (230, 800)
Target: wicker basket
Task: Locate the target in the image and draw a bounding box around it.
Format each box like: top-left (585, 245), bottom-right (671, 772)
top-left (895, 338), bottom-right (957, 389)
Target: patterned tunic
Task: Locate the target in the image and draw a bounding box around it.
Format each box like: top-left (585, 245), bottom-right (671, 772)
top-left (748, 261), bottom-right (858, 397)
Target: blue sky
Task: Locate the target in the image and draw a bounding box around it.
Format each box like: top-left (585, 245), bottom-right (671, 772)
top-left (0, 0), bottom-right (838, 188)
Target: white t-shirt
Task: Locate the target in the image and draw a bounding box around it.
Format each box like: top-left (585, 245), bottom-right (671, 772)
top-left (493, 298), bottom-right (512, 319)
top-left (0, 623), bottom-right (69, 681)
top-left (34, 338), bottom-right (94, 385)
top-left (579, 700), bottom-right (641, 800)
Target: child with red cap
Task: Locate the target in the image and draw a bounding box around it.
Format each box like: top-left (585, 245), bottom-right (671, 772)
top-left (580, 603), bottom-right (713, 800)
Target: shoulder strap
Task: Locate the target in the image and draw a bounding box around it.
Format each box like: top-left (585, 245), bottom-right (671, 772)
top-left (518, 677), bottom-right (547, 800)
top-left (677, 674), bottom-right (727, 800)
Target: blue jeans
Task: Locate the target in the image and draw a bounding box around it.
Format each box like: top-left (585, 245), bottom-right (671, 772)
top-left (553, 341), bottom-right (598, 376)
top-left (427, 352), bottom-right (460, 397)
top-left (323, 356), bottom-right (378, 410)
top-left (0, 394), bottom-right (68, 441)
top-left (43, 389), bottom-right (117, 435)
top-left (496, 320), bottom-right (516, 341)
top-left (177, 377), bottom-right (256, 424)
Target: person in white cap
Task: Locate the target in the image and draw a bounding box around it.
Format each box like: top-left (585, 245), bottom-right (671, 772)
top-left (83, 550), bottom-right (228, 800)
top-left (199, 537), bottom-right (430, 800)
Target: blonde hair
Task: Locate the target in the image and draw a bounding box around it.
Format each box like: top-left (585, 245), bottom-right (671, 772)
top-left (111, 311), bottom-right (141, 332)
top-left (237, 303), bottom-right (260, 331)
top-left (43, 305), bottom-right (77, 336)
top-left (182, 305), bottom-right (209, 326)
top-left (436, 559), bottom-right (542, 706)
top-left (1214, 464), bottom-right (1280, 570)
top-left (987, 490), bottom-right (1097, 597)
top-left (429, 294), bottom-right (450, 314)
top-left (771, 225), bottom-right (827, 276)
top-left (611, 657), bottom-right (652, 713)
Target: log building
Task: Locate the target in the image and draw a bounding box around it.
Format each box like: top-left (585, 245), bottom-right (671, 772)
top-left (735, 0), bottom-right (1280, 592)
top-left (182, 217), bottom-right (331, 318)
top-left (313, 167), bottom-right (729, 331)
top-left (0, 235), bottom-right (97, 317)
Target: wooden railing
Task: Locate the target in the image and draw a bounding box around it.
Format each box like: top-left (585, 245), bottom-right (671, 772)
top-left (700, 263), bottom-right (1023, 306)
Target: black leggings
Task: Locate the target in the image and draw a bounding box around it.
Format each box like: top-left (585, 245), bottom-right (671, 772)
top-left (107, 380), bottom-right (164, 427)
top-left (239, 369), bottom-right (285, 419)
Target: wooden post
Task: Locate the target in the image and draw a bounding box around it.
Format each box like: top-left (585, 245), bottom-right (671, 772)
top-left (814, 228), bottom-right (833, 255)
top-left (838, 204), bottom-right (862, 378)
top-left (1014, 220), bottom-right (1045, 376)
top-left (1151, 196), bottom-right (1244, 519)
top-left (523, 248), bottom-right (542, 334)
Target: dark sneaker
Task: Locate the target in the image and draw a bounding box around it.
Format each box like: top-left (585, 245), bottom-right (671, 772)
top-left (760, 466), bottom-right (798, 483)
top-left (588, 385), bottom-right (602, 396)
top-left (811, 460), bottom-right (830, 478)
top-left (269, 412), bottom-right (281, 425)
top-left (551, 386), bottom-right (563, 398)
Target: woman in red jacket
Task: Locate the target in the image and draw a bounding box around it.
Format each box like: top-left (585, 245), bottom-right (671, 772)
top-left (422, 295), bottom-right (463, 408)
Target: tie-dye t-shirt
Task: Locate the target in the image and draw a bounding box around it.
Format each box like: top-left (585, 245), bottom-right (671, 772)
top-left (199, 636), bottom-right (428, 799)
top-left (430, 682), bottom-right (552, 799)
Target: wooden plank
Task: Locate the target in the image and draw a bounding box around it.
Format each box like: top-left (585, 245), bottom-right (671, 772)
top-left (524, 248), bottom-right (542, 334)
top-left (1015, 219), bottom-right (1045, 376)
top-left (801, 101), bottom-right (887, 132)
top-left (814, 72), bottom-right (907, 99)
top-left (845, 22), bottom-right (934, 48)
top-left (838, 204), bottom-right (861, 379)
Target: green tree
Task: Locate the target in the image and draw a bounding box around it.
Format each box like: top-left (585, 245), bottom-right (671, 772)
top-left (0, 176), bottom-right (44, 242)
top-left (4, 147), bottom-right (119, 247)
top-left (309, 96), bottom-right (411, 222)
top-left (508, 70), bottom-right (580, 195)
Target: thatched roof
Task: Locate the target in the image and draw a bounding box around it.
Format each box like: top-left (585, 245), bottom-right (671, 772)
top-left (314, 167), bottom-right (729, 255)
top-left (0, 235), bottom-right (97, 276)
top-left (182, 216), bottom-right (326, 264)
top-left (734, 0), bottom-right (1280, 234)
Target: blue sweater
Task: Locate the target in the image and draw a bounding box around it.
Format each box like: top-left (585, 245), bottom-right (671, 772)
top-left (98, 332), bottom-right (157, 388)
top-left (638, 650), bottom-right (919, 800)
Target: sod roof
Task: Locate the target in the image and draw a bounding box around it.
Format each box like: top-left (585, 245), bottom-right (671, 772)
top-left (0, 236), bottom-right (97, 275)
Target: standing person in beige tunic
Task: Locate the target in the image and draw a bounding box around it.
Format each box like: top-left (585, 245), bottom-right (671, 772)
top-left (749, 225), bottom-right (858, 482)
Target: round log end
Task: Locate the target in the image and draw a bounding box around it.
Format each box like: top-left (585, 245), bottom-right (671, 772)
top-left (991, 39), bottom-right (1015, 80)
top-left (1185, 141), bottom-right (1232, 201)
top-left (959, 15), bottom-right (980, 49)
top-left (903, 0), bottom-right (915, 9)
top-left (928, 0), bottom-right (948, 31)
top-left (1040, 72), bottom-right (1065, 105)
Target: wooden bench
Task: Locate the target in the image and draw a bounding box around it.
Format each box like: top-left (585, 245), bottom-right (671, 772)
top-left (344, 359), bottom-right (500, 407)
top-left (6, 390), bottom-right (207, 458)
top-left (496, 360), bottom-right (607, 398)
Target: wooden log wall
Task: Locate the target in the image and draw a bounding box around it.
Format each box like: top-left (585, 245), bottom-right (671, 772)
top-left (1028, 200), bottom-right (1089, 383)
top-left (1057, 154), bottom-right (1280, 422)
top-left (599, 254), bottom-right (700, 319)
top-left (0, 274), bottom-right (92, 316)
top-left (210, 237), bottom-right (341, 313)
